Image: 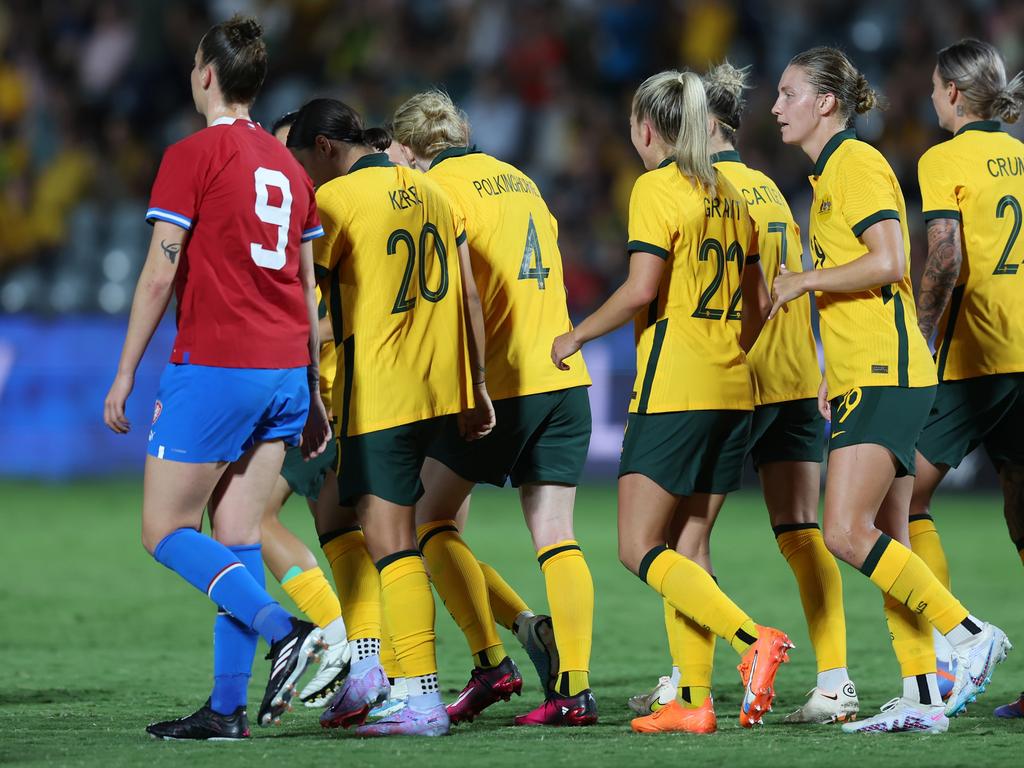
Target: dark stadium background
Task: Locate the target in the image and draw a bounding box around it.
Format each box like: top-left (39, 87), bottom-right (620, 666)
top-left (0, 0), bottom-right (1020, 485)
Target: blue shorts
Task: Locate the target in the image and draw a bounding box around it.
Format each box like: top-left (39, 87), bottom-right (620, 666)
top-left (147, 364), bottom-right (309, 463)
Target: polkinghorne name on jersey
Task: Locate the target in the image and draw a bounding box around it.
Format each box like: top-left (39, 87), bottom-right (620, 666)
top-left (472, 171), bottom-right (541, 199)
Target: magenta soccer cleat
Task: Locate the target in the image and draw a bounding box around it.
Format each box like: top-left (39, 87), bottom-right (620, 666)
top-left (320, 662), bottom-right (390, 729)
top-left (354, 702), bottom-right (450, 737)
top-left (513, 690), bottom-right (598, 727)
top-left (447, 657), bottom-right (523, 724)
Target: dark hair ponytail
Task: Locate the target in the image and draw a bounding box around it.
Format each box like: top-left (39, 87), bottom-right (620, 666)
top-left (198, 15), bottom-right (267, 106)
top-left (286, 98), bottom-right (392, 152)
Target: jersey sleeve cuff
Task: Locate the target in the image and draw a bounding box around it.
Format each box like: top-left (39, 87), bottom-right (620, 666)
top-left (627, 239), bottom-right (670, 260)
top-left (301, 225), bottom-right (326, 242)
top-left (922, 209), bottom-right (961, 222)
top-left (314, 264), bottom-right (330, 281)
top-left (851, 209), bottom-right (900, 238)
top-left (146, 208), bottom-right (192, 230)
top-left (456, 230), bottom-right (467, 246)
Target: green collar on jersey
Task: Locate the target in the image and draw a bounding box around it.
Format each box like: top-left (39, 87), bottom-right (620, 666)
top-left (813, 129), bottom-right (857, 176)
top-left (955, 120), bottom-right (1001, 136)
top-left (429, 145), bottom-right (482, 169)
top-left (657, 157), bottom-right (675, 169)
top-left (711, 150), bottom-right (741, 164)
top-left (348, 152), bottom-right (394, 174)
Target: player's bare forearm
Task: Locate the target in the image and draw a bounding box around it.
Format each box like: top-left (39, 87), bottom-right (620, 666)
top-left (804, 218), bottom-right (906, 294)
top-left (298, 241), bottom-right (320, 390)
top-left (457, 241), bottom-right (487, 383)
top-left (740, 260), bottom-right (770, 353)
top-left (916, 218), bottom-right (962, 343)
top-left (573, 251), bottom-right (664, 346)
top-left (117, 222), bottom-right (183, 376)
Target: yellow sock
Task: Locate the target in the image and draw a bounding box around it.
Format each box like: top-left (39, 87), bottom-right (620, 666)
top-left (775, 524), bottom-right (847, 672)
top-left (677, 612), bottom-right (716, 708)
top-left (321, 527), bottom-right (380, 640)
top-left (539, 540), bottom-right (593, 696)
top-left (379, 551), bottom-right (436, 678)
top-left (417, 520), bottom-right (506, 668)
top-left (883, 594), bottom-right (937, 677)
top-left (909, 515), bottom-right (951, 589)
top-left (478, 560), bottom-right (530, 630)
top-left (280, 566), bottom-right (343, 629)
top-left (663, 598), bottom-right (685, 669)
top-left (862, 534), bottom-right (968, 634)
top-left (642, 546), bottom-right (755, 655)
top-left (379, 613), bottom-right (401, 679)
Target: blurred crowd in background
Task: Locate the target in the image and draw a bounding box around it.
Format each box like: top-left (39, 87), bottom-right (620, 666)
top-left (1, 0), bottom-right (1022, 315)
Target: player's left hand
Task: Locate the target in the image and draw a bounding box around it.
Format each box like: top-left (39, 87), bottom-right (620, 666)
top-left (551, 331), bottom-right (580, 371)
top-left (301, 396), bottom-right (332, 460)
top-left (459, 382), bottom-right (495, 441)
top-left (768, 264), bottom-right (803, 320)
top-left (104, 373), bottom-right (134, 434)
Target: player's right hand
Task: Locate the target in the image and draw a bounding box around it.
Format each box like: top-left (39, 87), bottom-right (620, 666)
top-left (301, 397), bottom-right (332, 460)
top-left (104, 373), bottom-right (134, 433)
top-left (458, 383), bottom-right (495, 441)
top-left (817, 377), bottom-right (830, 421)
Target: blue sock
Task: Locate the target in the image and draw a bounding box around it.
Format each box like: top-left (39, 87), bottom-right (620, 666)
top-left (153, 528), bottom-right (294, 644)
top-left (210, 544), bottom-right (262, 715)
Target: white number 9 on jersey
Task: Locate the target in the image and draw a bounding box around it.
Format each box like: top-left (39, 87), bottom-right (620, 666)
top-left (251, 167), bottom-right (293, 270)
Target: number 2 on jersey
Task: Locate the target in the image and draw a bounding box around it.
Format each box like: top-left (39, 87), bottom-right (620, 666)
top-left (692, 238), bottom-right (744, 321)
top-left (251, 167), bottom-right (292, 270)
top-left (389, 223), bottom-right (450, 314)
top-left (992, 194), bottom-right (1022, 275)
top-left (518, 214), bottom-right (549, 289)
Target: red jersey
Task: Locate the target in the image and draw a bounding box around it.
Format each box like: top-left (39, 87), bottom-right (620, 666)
top-left (146, 117), bottom-right (323, 368)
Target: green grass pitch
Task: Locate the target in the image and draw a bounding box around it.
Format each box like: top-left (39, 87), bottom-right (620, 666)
top-left (2, 480), bottom-right (1022, 766)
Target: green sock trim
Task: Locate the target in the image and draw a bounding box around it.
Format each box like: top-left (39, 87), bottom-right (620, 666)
top-left (281, 565), bottom-right (304, 585)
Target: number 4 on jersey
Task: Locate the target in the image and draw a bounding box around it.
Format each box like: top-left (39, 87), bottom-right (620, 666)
top-left (519, 214), bottom-right (550, 289)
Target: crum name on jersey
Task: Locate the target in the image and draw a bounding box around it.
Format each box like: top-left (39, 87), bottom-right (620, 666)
top-left (987, 156), bottom-right (1024, 177)
top-left (472, 173), bottom-right (540, 199)
top-left (389, 185), bottom-right (423, 210)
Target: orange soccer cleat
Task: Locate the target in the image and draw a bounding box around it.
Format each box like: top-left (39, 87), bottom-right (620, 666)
top-left (631, 698), bottom-right (717, 734)
top-left (737, 625), bottom-right (794, 727)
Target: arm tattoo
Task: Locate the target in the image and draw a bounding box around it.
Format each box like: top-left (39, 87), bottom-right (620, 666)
top-left (916, 219), bottom-right (962, 343)
top-left (160, 239), bottom-right (180, 264)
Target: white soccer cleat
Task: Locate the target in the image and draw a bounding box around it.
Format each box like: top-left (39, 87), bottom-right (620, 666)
top-left (300, 637), bottom-right (352, 707)
top-left (627, 675), bottom-right (676, 716)
top-left (840, 697), bottom-right (948, 734)
top-left (946, 622), bottom-right (1012, 717)
top-left (366, 676), bottom-right (410, 721)
top-left (784, 681), bottom-right (859, 724)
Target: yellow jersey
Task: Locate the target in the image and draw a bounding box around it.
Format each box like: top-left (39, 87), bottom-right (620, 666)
top-left (425, 146), bottom-right (590, 400)
top-left (713, 151), bottom-right (820, 405)
top-left (313, 153), bottom-right (473, 436)
top-left (626, 159), bottom-right (758, 413)
top-left (918, 120), bottom-right (1024, 381)
top-left (315, 287), bottom-right (336, 409)
top-left (808, 130), bottom-right (935, 397)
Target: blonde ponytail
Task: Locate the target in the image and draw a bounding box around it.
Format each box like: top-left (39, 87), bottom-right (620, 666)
top-left (632, 70), bottom-right (716, 196)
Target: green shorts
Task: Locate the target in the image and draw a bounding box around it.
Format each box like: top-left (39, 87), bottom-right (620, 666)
top-left (916, 373), bottom-right (1024, 471)
top-left (338, 417), bottom-right (446, 507)
top-left (280, 438), bottom-right (339, 500)
top-left (748, 398), bottom-right (826, 469)
top-left (619, 410), bottom-right (751, 496)
top-left (828, 385), bottom-right (936, 477)
top-left (428, 386), bottom-right (591, 487)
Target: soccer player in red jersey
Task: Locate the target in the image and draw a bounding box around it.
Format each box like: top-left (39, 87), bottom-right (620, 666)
top-left (103, 16), bottom-right (330, 740)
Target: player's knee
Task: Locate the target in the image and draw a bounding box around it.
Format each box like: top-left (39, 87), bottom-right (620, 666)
top-left (617, 541), bottom-right (641, 575)
top-left (822, 524), bottom-right (860, 566)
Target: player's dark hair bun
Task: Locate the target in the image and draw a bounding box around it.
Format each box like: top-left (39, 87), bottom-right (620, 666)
top-left (198, 15), bottom-right (267, 106)
top-left (223, 16), bottom-right (263, 47)
top-left (361, 126), bottom-right (393, 152)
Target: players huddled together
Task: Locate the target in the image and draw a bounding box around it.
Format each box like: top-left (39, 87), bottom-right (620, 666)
top-left (103, 15), bottom-right (1024, 739)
